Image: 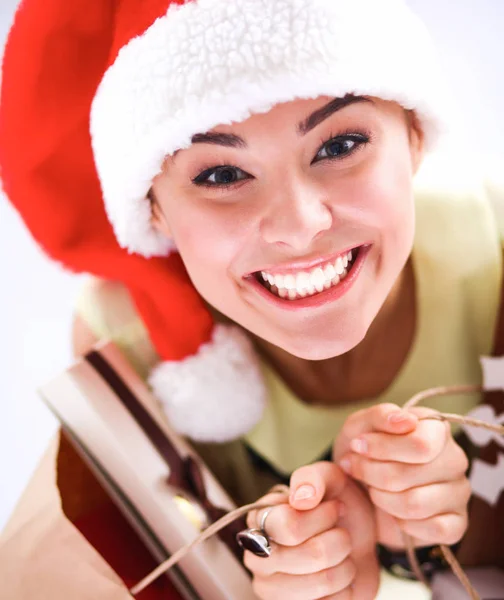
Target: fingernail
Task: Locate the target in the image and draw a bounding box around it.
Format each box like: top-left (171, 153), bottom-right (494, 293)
top-left (293, 484), bottom-right (316, 501)
top-left (339, 458), bottom-right (352, 474)
top-left (388, 411), bottom-right (411, 425)
top-left (350, 438), bottom-right (368, 454)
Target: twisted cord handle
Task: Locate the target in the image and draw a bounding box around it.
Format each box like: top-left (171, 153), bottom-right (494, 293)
top-left (131, 385), bottom-right (504, 598)
top-left (403, 383), bottom-right (503, 600)
top-left (130, 485), bottom-right (290, 595)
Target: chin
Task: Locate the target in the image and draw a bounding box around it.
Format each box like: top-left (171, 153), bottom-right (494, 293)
top-left (273, 322), bottom-right (370, 361)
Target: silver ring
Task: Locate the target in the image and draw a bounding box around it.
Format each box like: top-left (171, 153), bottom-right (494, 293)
top-left (259, 506), bottom-right (275, 537)
top-left (236, 528), bottom-right (272, 558)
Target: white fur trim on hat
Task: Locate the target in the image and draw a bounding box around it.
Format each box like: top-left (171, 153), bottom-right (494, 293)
top-left (91, 0), bottom-right (453, 257)
top-left (148, 323), bottom-right (267, 442)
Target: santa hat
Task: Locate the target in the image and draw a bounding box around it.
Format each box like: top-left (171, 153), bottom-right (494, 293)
top-left (0, 0), bottom-right (451, 442)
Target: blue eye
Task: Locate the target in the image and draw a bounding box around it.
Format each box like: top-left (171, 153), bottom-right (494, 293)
top-left (192, 132), bottom-right (370, 188)
top-left (193, 165), bottom-right (249, 187)
top-left (314, 134), bottom-right (369, 163)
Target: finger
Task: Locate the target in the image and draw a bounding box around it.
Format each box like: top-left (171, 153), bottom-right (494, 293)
top-left (289, 461), bottom-right (347, 511)
top-left (318, 590), bottom-right (352, 600)
top-left (349, 417), bottom-right (449, 464)
top-left (399, 512), bottom-right (469, 546)
top-left (337, 478), bottom-right (376, 560)
top-left (252, 558), bottom-right (356, 600)
top-left (249, 499), bottom-right (342, 547)
top-left (247, 490), bottom-right (289, 529)
top-left (341, 403), bottom-right (418, 442)
top-left (244, 527), bottom-right (352, 576)
top-left (339, 437), bottom-right (469, 492)
top-left (369, 478), bottom-right (472, 521)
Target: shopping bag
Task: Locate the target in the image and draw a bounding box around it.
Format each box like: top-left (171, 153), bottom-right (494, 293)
top-left (0, 340), bottom-right (258, 600)
top-left (0, 429), bottom-right (179, 599)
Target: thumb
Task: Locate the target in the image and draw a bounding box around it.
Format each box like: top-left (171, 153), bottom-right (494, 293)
top-left (289, 461), bottom-right (347, 511)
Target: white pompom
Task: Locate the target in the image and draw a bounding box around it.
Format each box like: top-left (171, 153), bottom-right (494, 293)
top-left (148, 324), bottom-right (267, 442)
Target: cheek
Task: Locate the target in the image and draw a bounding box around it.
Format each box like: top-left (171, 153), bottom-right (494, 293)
top-left (344, 153), bottom-right (415, 252)
top-left (164, 199), bottom-right (251, 295)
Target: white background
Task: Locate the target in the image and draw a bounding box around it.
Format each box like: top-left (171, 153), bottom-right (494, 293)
top-left (1, 1), bottom-right (503, 529)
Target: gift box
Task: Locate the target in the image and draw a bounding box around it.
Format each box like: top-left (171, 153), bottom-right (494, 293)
top-left (0, 341), bottom-right (258, 599)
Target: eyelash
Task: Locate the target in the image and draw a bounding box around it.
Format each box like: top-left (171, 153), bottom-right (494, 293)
top-left (191, 129), bottom-right (372, 189)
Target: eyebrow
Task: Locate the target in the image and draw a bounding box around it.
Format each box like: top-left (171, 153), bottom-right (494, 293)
top-left (188, 95), bottom-right (373, 149)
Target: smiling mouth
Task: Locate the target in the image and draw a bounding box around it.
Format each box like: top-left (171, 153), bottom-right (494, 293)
top-left (253, 246), bottom-right (362, 301)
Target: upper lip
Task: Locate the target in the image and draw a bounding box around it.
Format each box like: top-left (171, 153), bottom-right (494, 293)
top-left (247, 244), bottom-right (363, 277)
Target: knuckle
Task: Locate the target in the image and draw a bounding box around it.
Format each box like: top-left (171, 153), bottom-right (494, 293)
top-left (319, 558), bottom-right (356, 597)
top-left (456, 446), bottom-right (470, 474)
top-left (435, 516), bottom-right (466, 545)
top-left (345, 558), bottom-right (358, 585)
top-left (377, 403), bottom-right (400, 419)
top-left (308, 536), bottom-right (330, 566)
top-left (431, 516), bottom-right (452, 542)
top-left (456, 513), bottom-right (469, 541)
top-left (411, 433), bottom-right (435, 462)
top-left (461, 479), bottom-right (472, 505)
top-left (404, 489), bottom-right (425, 519)
top-left (319, 566), bottom-right (339, 596)
top-left (337, 528), bottom-right (353, 559)
top-left (380, 466), bottom-right (405, 492)
top-left (281, 509), bottom-right (303, 545)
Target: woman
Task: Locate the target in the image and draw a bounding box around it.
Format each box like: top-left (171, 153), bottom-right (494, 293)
top-left (1, 0), bottom-right (500, 598)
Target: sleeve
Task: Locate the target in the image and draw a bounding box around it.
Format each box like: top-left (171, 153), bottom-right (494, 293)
top-left (74, 277), bottom-right (160, 380)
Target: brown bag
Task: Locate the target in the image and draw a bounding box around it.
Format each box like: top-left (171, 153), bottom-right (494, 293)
top-left (0, 340), bottom-right (256, 600)
top-left (0, 429), bottom-right (182, 600)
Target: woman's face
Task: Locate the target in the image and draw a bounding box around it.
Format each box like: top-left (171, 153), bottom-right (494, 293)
top-left (151, 96), bottom-right (424, 359)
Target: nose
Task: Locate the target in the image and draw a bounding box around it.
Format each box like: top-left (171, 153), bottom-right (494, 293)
top-left (259, 177), bottom-right (333, 250)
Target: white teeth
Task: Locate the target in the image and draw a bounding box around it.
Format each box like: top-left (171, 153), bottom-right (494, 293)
top-left (260, 247), bottom-right (358, 300)
top-left (324, 263), bottom-right (336, 280)
top-left (295, 272), bottom-right (310, 291)
top-left (310, 268), bottom-right (326, 291)
top-left (283, 274), bottom-right (296, 290)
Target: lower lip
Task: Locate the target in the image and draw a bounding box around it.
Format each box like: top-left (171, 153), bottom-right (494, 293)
top-left (245, 244), bottom-right (371, 311)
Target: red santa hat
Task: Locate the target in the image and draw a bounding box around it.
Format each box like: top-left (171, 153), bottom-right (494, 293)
top-left (0, 0), bottom-right (451, 442)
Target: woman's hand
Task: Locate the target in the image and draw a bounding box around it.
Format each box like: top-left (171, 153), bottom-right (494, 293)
top-left (333, 403), bottom-right (471, 549)
top-left (244, 462), bottom-right (380, 600)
